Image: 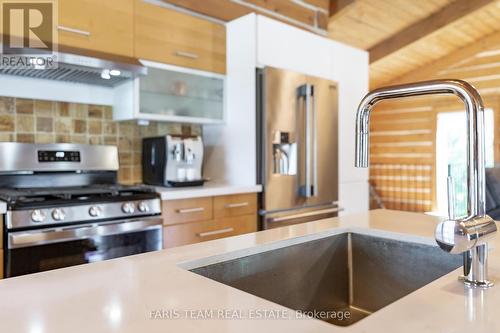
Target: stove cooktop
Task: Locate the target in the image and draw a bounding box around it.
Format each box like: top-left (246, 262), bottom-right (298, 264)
top-left (0, 184), bottom-right (158, 209)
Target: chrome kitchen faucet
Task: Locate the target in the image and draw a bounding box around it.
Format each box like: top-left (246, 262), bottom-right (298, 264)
top-left (354, 79), bottom-right (497, 288)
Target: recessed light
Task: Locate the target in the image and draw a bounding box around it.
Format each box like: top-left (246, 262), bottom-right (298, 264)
top-left (109, 69), bottom-right (121, 76)
top-left (101, 69), bottom-right (111, 80)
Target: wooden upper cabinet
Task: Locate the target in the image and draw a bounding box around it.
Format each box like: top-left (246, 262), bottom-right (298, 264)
top-left (134, 0), bottom-right (226, 74)
top-left (58, 0), bottom-right (134, 57)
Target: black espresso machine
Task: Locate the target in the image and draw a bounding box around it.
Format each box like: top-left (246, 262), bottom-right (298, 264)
top-left (142, 135), bottom-right (205, 187)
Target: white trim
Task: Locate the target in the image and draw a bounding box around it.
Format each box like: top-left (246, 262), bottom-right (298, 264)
top-left (139, 59), bottom-right (226, 79)
top-left (132, 112), bottom-right (225, 125)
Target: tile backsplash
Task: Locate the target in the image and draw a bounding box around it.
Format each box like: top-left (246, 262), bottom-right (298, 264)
top-left (0, 96), bottom-right (201, 184)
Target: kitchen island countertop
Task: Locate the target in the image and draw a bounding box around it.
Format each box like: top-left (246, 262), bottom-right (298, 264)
top-left (155, 182), bottom-right (262, 200)
top-left (1, 209), bottom-right (499, 333)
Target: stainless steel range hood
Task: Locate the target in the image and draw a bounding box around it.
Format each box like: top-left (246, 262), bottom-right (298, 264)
top-left (0, 46), bottom-right (147, 87)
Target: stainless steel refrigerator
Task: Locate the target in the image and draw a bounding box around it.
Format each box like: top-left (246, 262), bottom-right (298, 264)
top-left (257, 66), bottom-right (339, 229)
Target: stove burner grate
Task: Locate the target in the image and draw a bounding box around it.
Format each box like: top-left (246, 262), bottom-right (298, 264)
top-left (0, 184), bottom-right (157, 208)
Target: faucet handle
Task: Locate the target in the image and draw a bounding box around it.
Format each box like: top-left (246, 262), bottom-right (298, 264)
top-left (435, 215), bottom-right (497, 255)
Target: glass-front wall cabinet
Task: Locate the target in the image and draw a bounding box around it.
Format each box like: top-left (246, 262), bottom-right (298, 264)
top-left (114, 61), bottom-right (225, 124)
top-left (140, 65), bottom-right (224, 123)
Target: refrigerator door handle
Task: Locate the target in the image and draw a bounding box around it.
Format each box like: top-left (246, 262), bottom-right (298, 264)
top-left (297, 84), bottom-right (317, 197)
top-left (311, 83), bottom-right (318, 197)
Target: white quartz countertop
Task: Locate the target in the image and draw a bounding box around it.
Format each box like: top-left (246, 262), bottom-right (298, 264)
top-left (155, 182), bottom-right (262, 200)
top-left (1, 209), bottom-right (500, 332)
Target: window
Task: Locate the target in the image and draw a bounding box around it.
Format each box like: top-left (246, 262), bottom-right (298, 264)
top-left (436, 109), bottom-right (494, 218)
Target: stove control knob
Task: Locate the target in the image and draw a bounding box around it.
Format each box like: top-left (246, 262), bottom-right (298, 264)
top-left (89, 206), bottom-right (102, 217)
top-left (51, 208), bottom-right (66, 221)
top-left (31, 209), bottom-right (46, 223)
top-left (122, 202), bottom-right (135, 214)
top-left (138, 201), bottom-right (150, 213)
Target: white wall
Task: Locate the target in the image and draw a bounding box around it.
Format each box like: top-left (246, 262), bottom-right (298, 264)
top-left (329, 40), bottom-right (370, 215)
top-left (205, 14), bottom-right (369, 215)
top-left (203, 14), bottom-right (258, 186)
top-left (256, 15), bottom-right (332, 80)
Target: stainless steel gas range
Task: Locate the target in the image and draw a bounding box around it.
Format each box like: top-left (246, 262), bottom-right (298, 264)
top-left (0, 143), bottom-right (162, 278)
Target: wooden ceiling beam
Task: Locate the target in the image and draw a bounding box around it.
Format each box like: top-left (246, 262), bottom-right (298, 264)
top-left (383, 30), bottom-right (500, 86)
top-left (329, 0), bottom-right (355, 17)
top-left (368, 0), bottom-right (494, 64)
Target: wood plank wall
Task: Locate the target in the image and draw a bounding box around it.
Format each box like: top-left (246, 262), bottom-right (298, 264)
top-left (369, 94), bottom-right (500, 212)
top-left (161, 0), bottom-right (329, 32)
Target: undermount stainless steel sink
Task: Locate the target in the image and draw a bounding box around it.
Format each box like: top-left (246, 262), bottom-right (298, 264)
top-left (191, 233), bottom-right (462, 326)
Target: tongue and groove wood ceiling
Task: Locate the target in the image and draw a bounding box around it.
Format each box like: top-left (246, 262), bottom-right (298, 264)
top-left (328, 0), bottom-right (500, 92)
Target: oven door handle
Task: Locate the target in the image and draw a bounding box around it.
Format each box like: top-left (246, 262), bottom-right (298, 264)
top-left (8, 217), bottom-right (163, 249)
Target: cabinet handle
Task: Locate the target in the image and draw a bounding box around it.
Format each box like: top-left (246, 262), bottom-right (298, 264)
top-left (174, 50), bottom-right (199, 59)
top-left (225, 202), bottom-right (249, 208)
top-left (197, 227), bottom-right (234, 238)
top-left (177, 207), bottom-right (205, 214)
top-left (57, 25), bottom-right (91, 37)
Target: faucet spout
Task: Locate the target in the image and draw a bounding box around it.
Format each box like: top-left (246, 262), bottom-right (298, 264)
top-left (354, 79), bottom-right (497, 288)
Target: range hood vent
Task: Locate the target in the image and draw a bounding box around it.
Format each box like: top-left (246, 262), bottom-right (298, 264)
top-left (0, 47), bottom-right (147, 87)
top-left (0, 65), bottom-right (131, 87)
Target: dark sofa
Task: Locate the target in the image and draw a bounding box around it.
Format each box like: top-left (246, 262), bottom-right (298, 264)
top-left (485, 167), bottom-right (500, 220)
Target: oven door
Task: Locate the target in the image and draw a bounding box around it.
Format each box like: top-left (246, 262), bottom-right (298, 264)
top-left (5, 216), bottom-right (163, 278)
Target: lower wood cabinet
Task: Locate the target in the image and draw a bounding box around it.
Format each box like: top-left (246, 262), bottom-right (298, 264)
top-left (162, 193), bottom-right (258, 248)
top-left (163, 214), bottom-right (257, 249)
top-left (213, 193), bottom-right (257, 218)
top-left (162, 197), bottom-right (213, 225)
